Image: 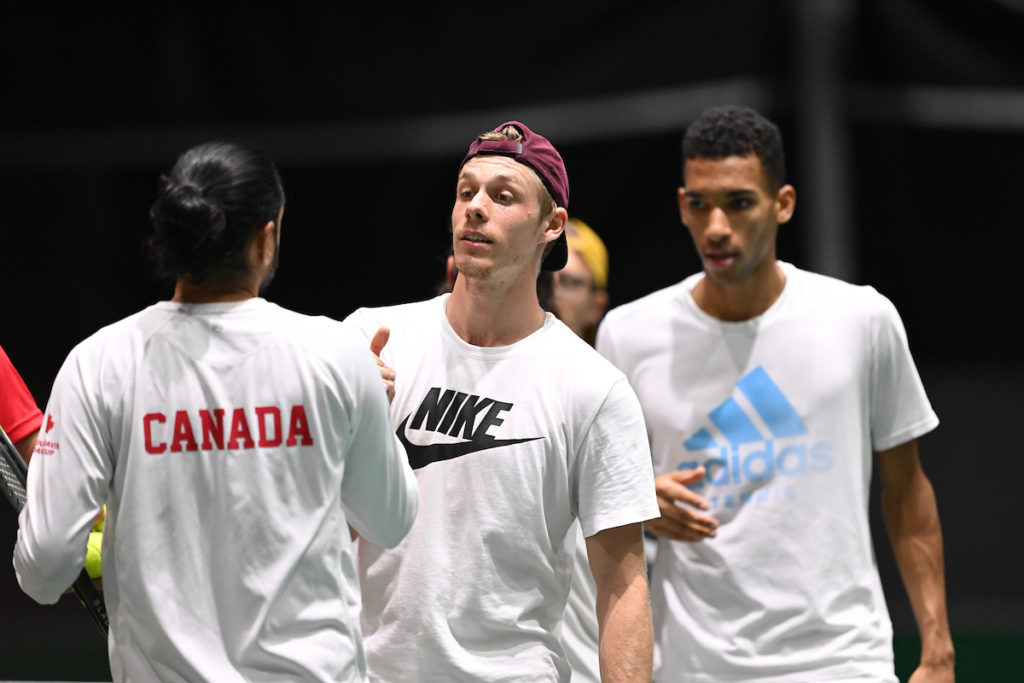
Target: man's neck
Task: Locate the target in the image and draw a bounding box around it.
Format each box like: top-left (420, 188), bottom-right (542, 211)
top-left (446, 274), bottom-right (546, 347)
top-left (171, 279), bottom-right (259, 304)
top-left (691, 261), bottom-right (787, 322)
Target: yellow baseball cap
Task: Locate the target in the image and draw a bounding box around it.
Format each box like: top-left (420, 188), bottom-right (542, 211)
top-left (565, 218), bottom-right (608, 289)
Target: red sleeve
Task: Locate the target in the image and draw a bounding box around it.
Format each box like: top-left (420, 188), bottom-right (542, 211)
top-left (0, 345), bottom-right (44, 443)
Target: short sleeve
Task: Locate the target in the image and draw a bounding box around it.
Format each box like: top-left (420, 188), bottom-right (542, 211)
top-left (0, 345), bottom-right (44, 443)
top-left (573, 377), bottom-right (658, 538)
top-left (868, 292), bottom-right (939, 452)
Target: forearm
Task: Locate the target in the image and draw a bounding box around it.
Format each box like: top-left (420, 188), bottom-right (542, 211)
top-left (15, 429), bottom-right (39, 466)
top-left (595, 564), bottom-right (653, 682)
top-left (881, 471), bottom-right (954, 667)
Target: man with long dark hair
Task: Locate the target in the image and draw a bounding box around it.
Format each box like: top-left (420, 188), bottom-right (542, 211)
top-left (15, 141), bottom-right (418, 682)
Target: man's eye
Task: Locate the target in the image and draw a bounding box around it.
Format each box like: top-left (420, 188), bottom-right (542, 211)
top-left (497, 192), bottom-right (513, 203)
top-left (732, 198), bottom-right (754, 209)
top-left (687, 199), bottom-right (706, 210)
top-left (557, 274), bottom-right (590, 290)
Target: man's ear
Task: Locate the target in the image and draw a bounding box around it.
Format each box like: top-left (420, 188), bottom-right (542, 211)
top-left (776, 184), bottom-right (796, 225)
top-left (256, 220), bottom-right (277, 268)
top-left (541, 207), bottom-right (568, 245)
top-left (590, 288), bottom-right (610, 325)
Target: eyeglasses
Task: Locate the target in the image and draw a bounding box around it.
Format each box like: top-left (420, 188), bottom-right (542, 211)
top-left (555, 273), bottom-right (597, 292)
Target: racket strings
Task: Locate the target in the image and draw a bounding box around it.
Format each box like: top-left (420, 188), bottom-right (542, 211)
top-left (0, 455), bottom-right (28, 509)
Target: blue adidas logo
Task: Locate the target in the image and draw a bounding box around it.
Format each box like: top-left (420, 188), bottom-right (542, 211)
top-left (679, 366), bottom-right (834, 493)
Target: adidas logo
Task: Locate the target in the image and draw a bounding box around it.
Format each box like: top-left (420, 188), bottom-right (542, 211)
top-left (680, 366), bottom-right (834, 492)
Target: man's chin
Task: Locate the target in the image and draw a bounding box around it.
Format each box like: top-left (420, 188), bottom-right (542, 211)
top-left (452, 255), bottom-right (492, 281)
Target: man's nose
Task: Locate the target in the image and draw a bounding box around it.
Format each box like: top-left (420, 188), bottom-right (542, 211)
top-left (466, 190), bottom-right (488, 220)
top-left (705, 207), bottom-right (731, 239)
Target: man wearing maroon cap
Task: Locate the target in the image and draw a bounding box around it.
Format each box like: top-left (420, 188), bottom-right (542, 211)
top-left (344, 121), bottom-right (659, 682)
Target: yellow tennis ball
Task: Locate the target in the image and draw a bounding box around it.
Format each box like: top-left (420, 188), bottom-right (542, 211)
top-left (92, 505), bottom-right (106, 533)
top-left (85, 531), bottom-right (103, 579)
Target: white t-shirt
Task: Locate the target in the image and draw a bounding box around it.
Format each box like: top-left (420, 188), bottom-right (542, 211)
top-left (596, 262), bottom-right (938, 683)
top-left (344, 294), bottom-right (659, 682)
top-left (14, 298), bottom-right (418, 683)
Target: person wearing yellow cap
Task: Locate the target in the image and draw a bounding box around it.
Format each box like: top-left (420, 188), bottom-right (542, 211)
top-left (550, 218), bottom-right (610, 346)
top-left (546, 219), bottom-right (612, 683)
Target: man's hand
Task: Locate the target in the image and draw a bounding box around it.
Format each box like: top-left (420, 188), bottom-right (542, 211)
top-left (643, 468), bottom-right (718, 542)
top-left (370, 327), bottom-right (396, 403)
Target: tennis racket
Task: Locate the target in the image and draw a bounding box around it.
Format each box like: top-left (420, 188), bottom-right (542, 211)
top-left (0, 425), bottom-right (109, 639)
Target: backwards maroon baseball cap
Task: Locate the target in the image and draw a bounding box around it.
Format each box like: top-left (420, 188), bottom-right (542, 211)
top-left (460, 120), bottom-right (569, 271)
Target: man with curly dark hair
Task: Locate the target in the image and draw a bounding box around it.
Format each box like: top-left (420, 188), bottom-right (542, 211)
top-left (597, 105), bottom-right (955, 682)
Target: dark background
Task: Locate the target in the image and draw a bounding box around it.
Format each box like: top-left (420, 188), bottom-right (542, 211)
top-left (2, 2), bottom-right (1022, 680)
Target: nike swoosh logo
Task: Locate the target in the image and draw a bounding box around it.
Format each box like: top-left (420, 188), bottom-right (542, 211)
top-left (395, 416), bottom-right (544, 470)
